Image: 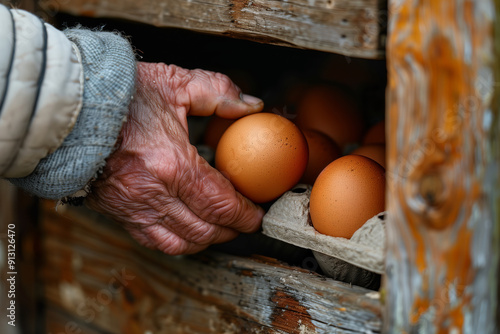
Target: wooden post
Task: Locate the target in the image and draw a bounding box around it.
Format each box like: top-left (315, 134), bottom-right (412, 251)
top-left (384, 0), bottom-right (500, 332)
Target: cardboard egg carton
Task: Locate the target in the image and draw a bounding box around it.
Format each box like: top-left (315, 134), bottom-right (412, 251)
top-left (262, 184), bottom-right (386, 287)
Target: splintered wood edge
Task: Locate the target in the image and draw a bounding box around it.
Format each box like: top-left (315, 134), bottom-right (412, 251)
top-left (262, 188), bottom-right (385, 274)
top-left (39, 0), bottom-right (386, 59)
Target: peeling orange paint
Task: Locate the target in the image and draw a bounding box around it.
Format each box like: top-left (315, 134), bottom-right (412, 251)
top-left (270, 288), bottom-right (316, 334)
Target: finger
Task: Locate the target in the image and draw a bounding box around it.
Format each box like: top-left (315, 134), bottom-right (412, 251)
top-left (213, 92), bottom-right (264, 119)
top-left (135, 215), bottom-right (240, 255)
top-left (186, 69), bottom-right (264, 118)
top-left (111, 194), bottom-right (240, 255)
top-left (127, 224), bottom-right (210, 255)
top-left (160, 199), bottom-right (241, 244)
top-left (178, 155), bottom-right (265, 233)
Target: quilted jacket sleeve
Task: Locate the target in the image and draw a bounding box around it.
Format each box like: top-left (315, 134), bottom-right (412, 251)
top-left (0, 5), bottom-right (137, 200)
top-left (0, 5), bottom-right (83, 178)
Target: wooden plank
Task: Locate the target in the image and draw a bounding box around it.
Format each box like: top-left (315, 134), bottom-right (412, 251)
top-left (12, 191), bottom-right (41, 334)
top-left (38, 0), bottom-right (386, 59)
top-left (384, 0), bottom-right (499, 332)
top-left (0, 182), bottom-right (42, 334)
top-left (0, 181), bottom-right (18, 334)
top-left (39, 201), bottom-right (382, 333)
top-left (46, 306), bottom-right (111, 334)
top-left (1, 0), bottom-right (45, 17)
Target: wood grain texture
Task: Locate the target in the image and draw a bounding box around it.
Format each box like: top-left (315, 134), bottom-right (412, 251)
top-left (0, 181), bottom-right (18, 334)
top-left (0, 183), bottom-right (43, 334)
top-left (384, 0), bottom-right (500, 332)
top-left (40, 201), bottom-right (382, 333)
top-left (38, 0), bottom-right (386, 58)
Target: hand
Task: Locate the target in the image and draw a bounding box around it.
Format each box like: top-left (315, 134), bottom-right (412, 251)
top-left (85, 62), bottom-right (265, 255)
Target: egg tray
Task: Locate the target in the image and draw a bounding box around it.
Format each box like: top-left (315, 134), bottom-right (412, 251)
top-left (261, 184), bottom-right (386, 288)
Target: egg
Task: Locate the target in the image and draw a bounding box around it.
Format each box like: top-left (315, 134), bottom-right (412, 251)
top-left (215, 113), bottom-right (308, 203)
top-left (309, 155), bottom-right (385, 239)
top-left (294, 84), bottom-right (365, 151)
top-left (362, 120), bottom-right (385, 145)
top-left (351, 144), bottom-right (386, 169)
top-left (300, 129), bottom-right (342, 185)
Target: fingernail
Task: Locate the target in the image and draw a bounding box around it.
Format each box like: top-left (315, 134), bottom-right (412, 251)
top-left (240, 93), bottom-right (262, 105)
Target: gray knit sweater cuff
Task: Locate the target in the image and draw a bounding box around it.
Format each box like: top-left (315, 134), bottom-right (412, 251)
top-left (10, 28), bottom-right (136, 200)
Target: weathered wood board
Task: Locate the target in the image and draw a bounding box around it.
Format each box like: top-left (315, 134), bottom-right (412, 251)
top-left (0, 183), bottom-right (41, 334)
top-left (0, 181), bottom-right (17, 334)
top-left (40, 201), bottom-right (382, 333)
top-left (38, 0), bottom-right (386, 59)
top-left (384, 0), bottom-right (500, 332)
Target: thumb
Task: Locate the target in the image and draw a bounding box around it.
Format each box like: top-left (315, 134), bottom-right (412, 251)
top-left (217, 92), bottom-right (264, 118)
top-left (186, 69), bottom-right (264, 118)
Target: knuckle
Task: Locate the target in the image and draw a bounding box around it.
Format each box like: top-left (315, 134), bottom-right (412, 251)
top-left (189, 192), bottom-right (234, 223)
top-left (158, 237), bottom-right (189, 255)
top-left (184, 223), bottom-right (218, 244)
top-left (151, 228), bottom-right (190, 255)
top-left (210, 71), bottom-right (237, 95)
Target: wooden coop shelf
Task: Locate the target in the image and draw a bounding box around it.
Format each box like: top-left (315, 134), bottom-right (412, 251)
top-left (39, 201), bottom-right (382, 333)
top-left (39, 0), bottom-right (387, 59)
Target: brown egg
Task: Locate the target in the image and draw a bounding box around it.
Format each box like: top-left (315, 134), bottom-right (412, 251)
top-left (215, 113), bottom-right (308, 203)
top-left (351, 144), bottom-right (386, 169)
top-left (362, 120), bottom-right (386, 145)
top-left (309, 155), bottom-right (385, 239)
top-left (300, 129), bottom-right (342, 185)
top-left (294, 84), bottom-right (365, 150)
top-left (203, 116), bottom-right (236, 150)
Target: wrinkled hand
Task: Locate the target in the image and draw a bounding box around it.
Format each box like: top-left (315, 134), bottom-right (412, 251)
top-left (86, 62), bottom-right (265, 255)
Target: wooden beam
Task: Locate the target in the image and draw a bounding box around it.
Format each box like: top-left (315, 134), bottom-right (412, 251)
top-left (40, 201), bottom-right (382, 333)
top-left (37, 0), bottom-right (386, 59)
top-left (384, 0), bottom-right (500, 332)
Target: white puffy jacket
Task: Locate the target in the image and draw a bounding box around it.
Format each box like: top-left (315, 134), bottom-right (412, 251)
top-left (0, 5), bottom-right (137, 200)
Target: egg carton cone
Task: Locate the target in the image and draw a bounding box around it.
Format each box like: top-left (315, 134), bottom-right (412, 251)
top-left (262, 184), bottom-right (386, 277)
